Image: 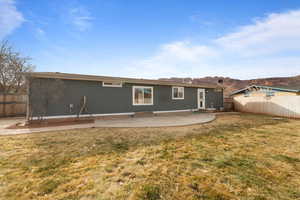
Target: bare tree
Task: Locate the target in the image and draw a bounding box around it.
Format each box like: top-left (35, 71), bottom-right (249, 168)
top-left (0, 41), bottom-right (34, 116)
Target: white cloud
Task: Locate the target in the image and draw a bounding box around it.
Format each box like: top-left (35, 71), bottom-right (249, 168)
top-left (0, 0), bottom-right (24, 39)
top-left (215, 10), bottom-right (300, 56)
top-left (123, 41), bottom-right (218, 78)
top-left (160, 41), bottom-right (217, 62)
top-left (127, 9), bottom-right (300, 79)
top-left (69, 6), bottom-right (93, 31)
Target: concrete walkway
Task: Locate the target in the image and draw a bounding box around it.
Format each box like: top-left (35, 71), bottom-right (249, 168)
top-left (0, 113), bottom-right (216, 136)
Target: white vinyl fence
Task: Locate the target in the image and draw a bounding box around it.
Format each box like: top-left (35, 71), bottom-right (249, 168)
top-left (233, 95), bottom-right (300, 118)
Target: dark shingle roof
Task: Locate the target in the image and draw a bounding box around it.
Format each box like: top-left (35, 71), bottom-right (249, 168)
top-left (22, 72), bottom-right (221, 89)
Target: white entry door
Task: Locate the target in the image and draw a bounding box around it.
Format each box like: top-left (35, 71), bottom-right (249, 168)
top-left (198, 89), bottom-right (205, 109)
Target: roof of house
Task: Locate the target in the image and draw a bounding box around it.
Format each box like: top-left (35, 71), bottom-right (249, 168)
top-left (231, 85), bottom-right (300, 96)
top-left (23, 72), bottom-right (221, 89)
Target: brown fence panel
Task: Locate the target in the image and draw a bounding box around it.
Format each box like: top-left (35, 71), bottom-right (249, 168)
top-left (224, 97), bottom-right (234, 111)
top-left (0, 94), bottom-right (26, 117)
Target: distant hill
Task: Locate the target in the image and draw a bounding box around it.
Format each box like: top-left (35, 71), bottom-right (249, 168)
top-left (159, 75), bottom-right (300, 97)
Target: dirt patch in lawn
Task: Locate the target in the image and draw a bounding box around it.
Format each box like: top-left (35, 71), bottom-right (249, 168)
top-left (1, 113), bottom-right (300, 200)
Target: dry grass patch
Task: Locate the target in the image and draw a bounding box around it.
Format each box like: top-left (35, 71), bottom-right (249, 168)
top-left (0, 113), bottom-right (300, 200)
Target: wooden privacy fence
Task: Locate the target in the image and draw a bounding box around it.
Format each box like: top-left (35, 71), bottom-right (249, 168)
top-left (233, 95), bottom-right (300, 118)
top-left (0, 94), bottom-right (26, 117)
top-left (224, 97), bottom-right (234, 111)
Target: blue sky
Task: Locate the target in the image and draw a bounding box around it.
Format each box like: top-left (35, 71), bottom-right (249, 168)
top-left (1, 0), bottom-right (300, 79)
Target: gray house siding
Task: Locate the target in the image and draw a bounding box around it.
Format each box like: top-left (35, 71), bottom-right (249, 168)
top-left (29, 78), bottom-right (223, 117)
top-left (205, 88), bottom-right (223, 110)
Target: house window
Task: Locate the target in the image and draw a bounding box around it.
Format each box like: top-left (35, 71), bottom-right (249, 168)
top-left (102, 81), bottom-right (122, 87)
top-left (133, 86), bottom-right (153, 105)
top-left (172, 87), bottom-right (184, 99)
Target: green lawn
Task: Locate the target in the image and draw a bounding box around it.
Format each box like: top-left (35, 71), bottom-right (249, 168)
top-left (1, 113), bottom-right (300, 200)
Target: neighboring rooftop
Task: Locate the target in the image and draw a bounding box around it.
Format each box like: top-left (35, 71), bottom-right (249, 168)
top-left (23, 72), bottom-right (221, 88)
top-left (155, 75), bottom-right (300, 97)
top-left (231, 85), bottom-right (300, 96)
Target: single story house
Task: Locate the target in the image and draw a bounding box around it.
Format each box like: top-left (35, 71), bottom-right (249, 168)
top-left (23, 72), bottom-right (224, 121)
top-left (231, 85), bottom-right (300, 118)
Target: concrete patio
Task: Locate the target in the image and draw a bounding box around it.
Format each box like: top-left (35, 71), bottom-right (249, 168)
top-left (0, 113), bottom-right (216, 135)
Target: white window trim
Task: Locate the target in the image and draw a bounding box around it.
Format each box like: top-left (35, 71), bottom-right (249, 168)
top-left (132, 86), bottom-right (154, 106)
top-left (102, 81), bottom-right (122, 87)
top-left (172, 86), bottom-right (184, 100)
